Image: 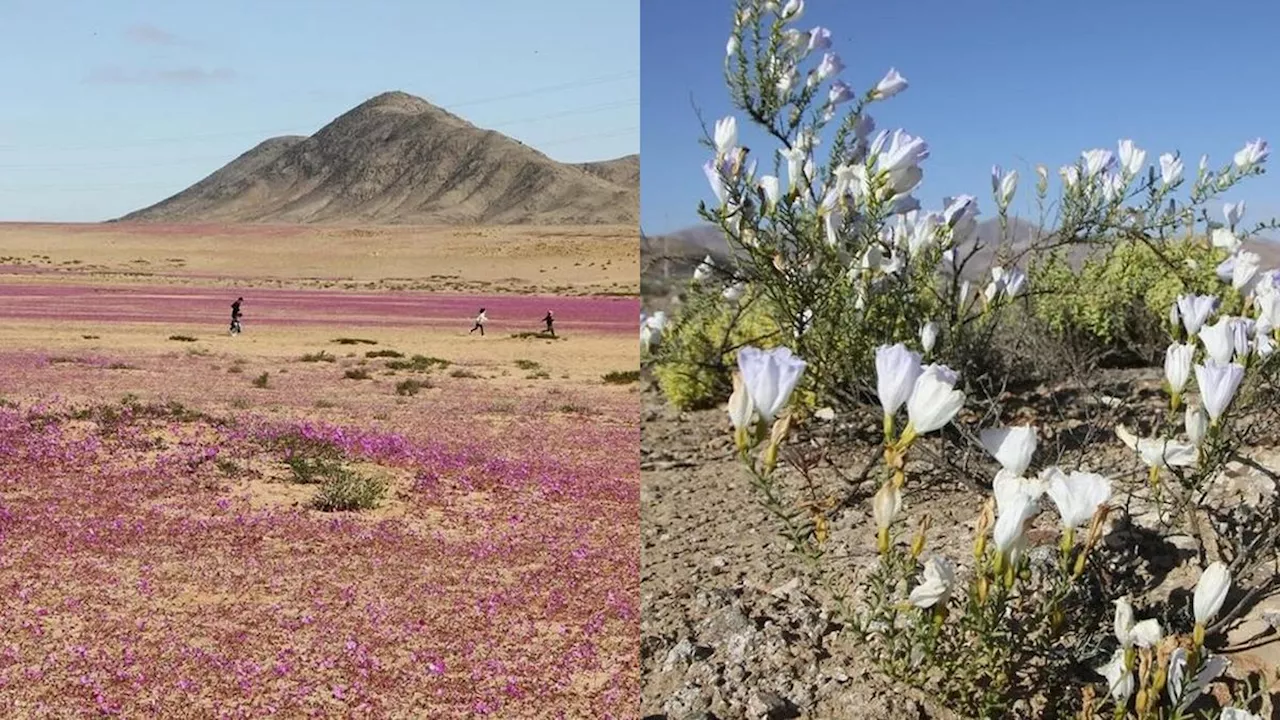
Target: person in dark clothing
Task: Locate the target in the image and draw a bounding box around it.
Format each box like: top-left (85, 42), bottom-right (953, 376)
top-left (543, 310), bottom-right (555, 337)
top-left (469, 308), bottom-right (488, 336)
top-left (230, 297), bottom-right (243, 334)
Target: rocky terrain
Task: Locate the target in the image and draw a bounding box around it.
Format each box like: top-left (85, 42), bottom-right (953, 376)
top-left (639, 370), bottom-right (1280, 719)
top-left (118, 91), bottom-right (638, 226)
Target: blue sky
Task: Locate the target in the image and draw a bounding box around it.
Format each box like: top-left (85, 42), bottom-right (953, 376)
top-left (642, 0), bottom-right (1280, 235)
top-left (0, 0), bottom-right (638, 222)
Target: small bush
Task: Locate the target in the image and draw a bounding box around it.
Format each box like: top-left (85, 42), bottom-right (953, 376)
top-left (168, 335), bottom-right (198, 342)
top-left (300, 351), bottom-right (336, 363)
top-left (366, 349), bottom-right (404, 358)
top-left (602, 370), bottom-right (640, 384)
top-left (285, 455), bottom-right (345, 484)
top-left (312, 470), bottom-right (387, 512)
top-left (526, 370), bottom-right (551, 380)
top-left (252, 372), bottom-right (270, 388)
top-left (395, 378), bottom-right (431, 396)
top-left (107, 362), bottom-right (136, 370)
top-left (513, 359), bottom-right (541, 370)
top-left (227, 365), bottom-right (243, 374)
top-left (343, 368), bottom-right (371, 380)
top-left (653, 290), bottom-right (784, 410)
top-left (385, 354), bottom-right (450, 372)
top-left (450, 368), bottom-right (479, 379)
top-left (331, 337), bottom-right (378, 346)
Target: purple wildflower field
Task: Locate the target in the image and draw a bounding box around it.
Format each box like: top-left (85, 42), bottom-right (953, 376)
top-left (0, 334), bottom-right (638, 716)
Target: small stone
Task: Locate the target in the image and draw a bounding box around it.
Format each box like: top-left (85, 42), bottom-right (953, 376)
top-left (746, 690), bottom-right (790, 720)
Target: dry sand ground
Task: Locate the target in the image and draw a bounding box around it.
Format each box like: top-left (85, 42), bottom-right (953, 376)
top-left (0, 222), bottom-right (640, 716)
top-left (0, 222), bottom-right (638, 296)
top-left (640, 377), bottom-right (1280, 719)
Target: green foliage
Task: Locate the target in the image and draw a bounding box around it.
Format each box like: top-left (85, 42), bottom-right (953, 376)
top-left (653, 288), bottom-right (783, 410)
top-left (1030, 238), bottom-right (1234, 356)
top-left (312, 469), bottom-right (387, 512)
top-left (602, 370), bottom-right (640, 384)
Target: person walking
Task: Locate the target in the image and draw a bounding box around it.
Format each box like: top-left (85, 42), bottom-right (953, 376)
top-left (543, 310), bottom-right (555, 337)
top-left (469, 308), bottom-right (488, 336)
top-left (230, 297), bottom-right (244, 335)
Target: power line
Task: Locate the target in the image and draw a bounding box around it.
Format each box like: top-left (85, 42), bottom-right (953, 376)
top-left (0, 71), bottom-right (638, 153)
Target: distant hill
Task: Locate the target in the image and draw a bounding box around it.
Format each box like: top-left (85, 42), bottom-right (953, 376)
top-left (118, 91), bottom-right (637, 226)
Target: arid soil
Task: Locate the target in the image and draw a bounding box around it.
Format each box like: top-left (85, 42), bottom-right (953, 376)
top-left (639, 373), bottom-right (1280, 719)
top-left (0, 222), bottom-right (638, 296)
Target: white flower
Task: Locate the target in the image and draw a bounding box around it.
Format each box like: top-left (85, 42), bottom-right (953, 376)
top-left (908, 556), bottom-right (955, 608)
top-left (906, 364), bottom-right (965, 434)
top-left (1043, 467), bottom-right (1111, 529)
top-left (1224, 201), bottom-right (1246, 229)
top-left (1233, 251), bottom-right (1261, 294)
top-left (872, 67), bottom-right (907, 99)
top-left (1199, 316), bottom-right (1236, 364)
top-left (727, 372), bottom-right (755, 431)
top-left (991, 166), bottom-right (1017, 208)
top-left (1114, 596), bottom-right (1163, 648)
top-left (693, 255), bottom-right (715, 282)
top-left (1194, 561), bottom-right (1231, 626)
top-left (872, 482), bottom-right (901, 530)
top-left (779, 147), bottom-right (807, 193)
top-left (714, 116), bottom-right (738, 157)
top-left (979, 426), bottom-right (1037, 478)
top-left (1233, 138), bottom-right (1269, 170)
top-left (1118, 139), bottom-right (1146, 177)
top-left (726, 35), bottom-right (739, 57)
top-left (1136, 437), bottom-right (1199, 470)
top-left (1096, 648), bottom-right (1134, 701)
top-left (1082, 149), bottom-right (1114, 179)
top-left (816, 52), bottom-right (843, 81)
top-left (1159, 152), bottom-right (1183, 186)
top-left (780, 0), bottom-right (804, 21)
top-left (1220, 709), bottom-right (1262, 720)
top-left (1185, 404), bottom-right (1208, 446)
top-left (1167, 647), bottom-right (1228, 711)
top-left (875, 343), bottom-right (923, 418)
top-left (1256, 292), bottom-right (1280, 335)
top-left (993, 469), bottom-right (1046, 516)
top-left (703, 160), bottom-right (727, 206)
top-left (873, 129), bottom-right (930, 181)
top-left (1212, 227), bottom-right (1241, 253)
top-left (1177, 294), bottom-right (1218, 336)
top-left (736, 346), bottom-right (807, 423)
top-left (758, 175), bottom-right (781, 212)
top-left (992, 486), bottom-right (1037, 556)
top-left (1164, 343), bottom-right (1194, 395)
top-left (920, 321), bottom-right (939, 353)
top-left (1060, 165), bottom-right (1080, 188)
top-left (1195, 361), bottom-right (1245, 423)
top-left (723, 282), bottom-right (746, 303)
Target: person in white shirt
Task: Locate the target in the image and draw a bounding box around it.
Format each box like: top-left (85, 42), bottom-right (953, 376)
top-left (469, 308), bottom-right (488, 336)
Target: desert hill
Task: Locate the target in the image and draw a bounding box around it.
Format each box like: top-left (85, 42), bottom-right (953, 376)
top-left (118, 91), bottom-right (637, 226)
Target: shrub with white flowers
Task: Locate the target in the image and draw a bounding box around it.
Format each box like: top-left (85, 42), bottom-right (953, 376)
top-left (653, 0), bottom-right (1280, 717)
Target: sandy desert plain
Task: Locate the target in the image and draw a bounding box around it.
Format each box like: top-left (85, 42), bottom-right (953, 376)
top-left (0, 221), bottom-right (640, 717)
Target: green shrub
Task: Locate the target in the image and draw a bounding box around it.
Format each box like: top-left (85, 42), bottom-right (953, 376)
top-left (252, 372), bottom-right (270, 388)
top-left (343, 368), bottom-right (371, 380)
top-left (602, 370), bottom-right (641, 384)
top-left (385, 355), bottom-right (450, 372)
top-left (300, 351), bottom-right (336, 363)
top-left (312, 469), bottom-right (387, 511)
top-left (1030, 237), bottom-right (1234, 360)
